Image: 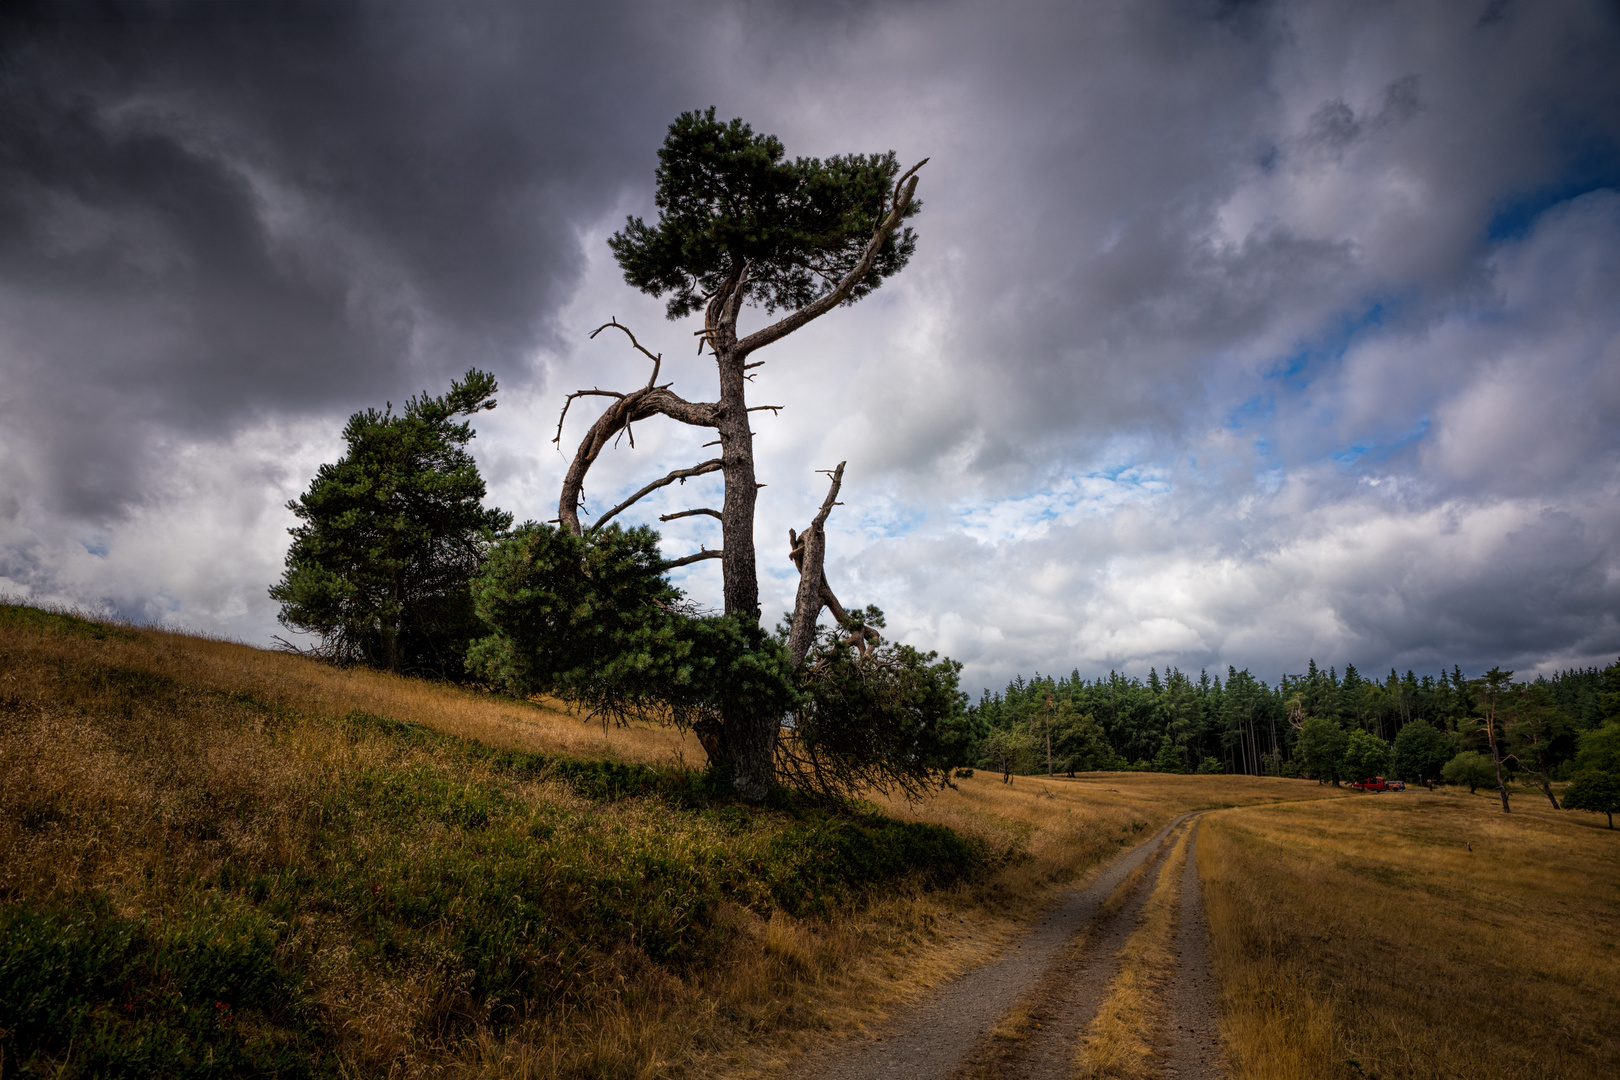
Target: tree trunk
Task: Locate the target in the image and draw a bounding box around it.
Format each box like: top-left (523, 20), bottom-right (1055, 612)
top-left (1487, 728), bottom-right (1511, 813)
top-left (706, 287), bottom-right (773, 799)
top-left (1535, 768), bottom-right (1560, 810)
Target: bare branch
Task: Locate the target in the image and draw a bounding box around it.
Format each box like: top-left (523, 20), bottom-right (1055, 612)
top-left (786, 462), bottom-right (846, 666)
top-left (558, 385), bottom-right (722, 535)
top-left (590, 317), bottom-right (663, 389)
top-left (735, 160), bottom-right (926, 357)
top-left (747, 405), bottom-right (783, 414)
top-left (661, 548), bottom-right (723, 571)
top-left (587, 458), bottom-right (724, 534)
top-left (659, 508), bottom-right (722, 522)
top-left (552, 389), bottom-right (624, 445)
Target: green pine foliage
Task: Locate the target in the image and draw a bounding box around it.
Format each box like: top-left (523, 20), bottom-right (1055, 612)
top-left (469, 524), bottom-right (970, 799)
top-left (607, 108), bottom-right (920, 319)
top-left (270, 370), bottom-right (511, 676)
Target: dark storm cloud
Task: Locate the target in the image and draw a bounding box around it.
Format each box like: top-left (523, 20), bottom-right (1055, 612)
top-left (0, 0), bottom-right (699, 518)
top-left (2, 0), bottom-right (1618, 686)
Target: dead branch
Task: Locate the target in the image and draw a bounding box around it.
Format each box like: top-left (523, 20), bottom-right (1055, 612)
top-left (590, 317), bottom-right (663, 389)
top-left (587, 459), bottom-right (724, 534)
top-left (659, 508), bottom-right (722, 522)
top-left (557, 377), bottom-right (721, 534)
top-left (661, 548), bottom-right (723, 571)
top-left (552, 389), bottom-right (625, 446)
top-left (785, 461), bottom-right (879, 667)
top-left (735, 159), bottom-right (926, 357)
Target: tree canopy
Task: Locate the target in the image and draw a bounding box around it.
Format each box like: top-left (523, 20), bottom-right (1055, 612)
top-left (608, 108), bottom-right (920, 320)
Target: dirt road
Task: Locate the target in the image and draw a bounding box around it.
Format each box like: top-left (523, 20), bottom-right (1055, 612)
top-left (788, 815), bottom-right (1225, 1080)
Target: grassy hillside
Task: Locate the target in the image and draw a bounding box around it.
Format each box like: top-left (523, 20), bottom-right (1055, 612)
top-left (0, 603), bottom-right (1312, 1078)
top-left (1202, 789), bottom-right (1620, 1080)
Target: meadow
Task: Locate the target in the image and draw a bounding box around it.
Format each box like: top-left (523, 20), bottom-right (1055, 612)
top-left (1201, 788), bottom-right (1620, 1080)
top-left (0, 602), bottom-right (1307, 1078)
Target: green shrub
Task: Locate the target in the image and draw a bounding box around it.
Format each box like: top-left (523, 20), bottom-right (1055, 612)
top-left (0, 899), bottom-right (325, 1078)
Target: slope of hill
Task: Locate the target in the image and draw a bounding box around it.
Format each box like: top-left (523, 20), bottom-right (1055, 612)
top-left (0, 603), bottom-right (1304, 1078)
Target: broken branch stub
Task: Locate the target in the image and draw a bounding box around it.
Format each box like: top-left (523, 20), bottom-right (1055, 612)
top-left (785, 461), bottom-right (877, 667)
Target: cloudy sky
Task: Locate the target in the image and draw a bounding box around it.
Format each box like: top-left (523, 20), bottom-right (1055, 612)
top-left (3, 0), bottom-right (1618, 692)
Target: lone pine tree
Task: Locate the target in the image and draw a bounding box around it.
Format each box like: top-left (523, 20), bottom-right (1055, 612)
top-left (474, 110), bottom-right (947, 801)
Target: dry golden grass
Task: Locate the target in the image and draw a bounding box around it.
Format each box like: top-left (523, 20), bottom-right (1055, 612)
top-left (0, 606), bottom-right (1343, 1078)
top-left (1201, 790), bottom-right (1620, 1080)
top-left (1074, 820), bottom-right (1192, 1079)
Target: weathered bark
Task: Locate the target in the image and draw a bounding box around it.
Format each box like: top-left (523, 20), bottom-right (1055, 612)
top-left (1483, 702), bottom-right (1512, 814)
top-left (785, 464), bottom-right (880, 667)
top-left (786, 463), bottom-right (842, 665)
top-left (556, 386), bottom-right (718, 535)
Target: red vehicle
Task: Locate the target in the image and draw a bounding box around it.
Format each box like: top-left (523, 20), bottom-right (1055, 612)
top-left (1352, 776), bottom-right (1392, 791)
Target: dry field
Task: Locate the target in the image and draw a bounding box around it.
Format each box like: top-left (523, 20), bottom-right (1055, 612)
top-left (0, 603), bottom-right (1313, 1079)
top-left (1202, 789), bottom-right (1620, 1080)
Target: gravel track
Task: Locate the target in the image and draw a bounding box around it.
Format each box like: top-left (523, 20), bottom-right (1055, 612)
top-left (947, 823), bottom-right (1184, 1080)
top-left (787, 814), bottom-right (1195, 1080)
top-left (1163, 823), bottom-right (1226, 1079)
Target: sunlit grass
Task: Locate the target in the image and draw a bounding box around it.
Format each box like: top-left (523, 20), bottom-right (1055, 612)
top-left (1201, 791), bottom-right (1620, 1080)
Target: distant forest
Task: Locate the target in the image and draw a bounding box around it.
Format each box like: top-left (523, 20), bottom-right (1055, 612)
top-left (969, 660), bottom-right (1616, 778)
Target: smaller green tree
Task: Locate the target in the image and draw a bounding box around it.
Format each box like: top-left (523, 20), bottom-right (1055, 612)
top-left (1391, 719), bottom-right (1453, 783)
top-left (981, 726), bottom-right (1039, 784)
top-left (1341, 728), bottom-right (1393, 783)
top-left (1442, 750), bottom-right (1497, 794)
top-left (1296, 716), bottom-right (1349, 784)
top-left (776, 617), bottom-right (973, 800)
top-left (1563, 770), bottom-right (1620, 828)
top-left (1150, 735), bottom-right (1184, 774)
top-left (1051, 706), bottom-right (1123, 775)
top-left (1561, 721), bottom-right (1620, 828)
top-left (272, 369), bottom-right (511, 675)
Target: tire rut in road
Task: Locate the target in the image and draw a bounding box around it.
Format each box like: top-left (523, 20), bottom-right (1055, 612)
top-left (1162, 823), bottom-right (1225, 1079)
top-left (947, 820), bottom-right (1191, 1080)
top-left (787, 814), bottom-right (1195, 1080)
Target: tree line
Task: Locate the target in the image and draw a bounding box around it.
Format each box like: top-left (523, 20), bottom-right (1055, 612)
top-left (966, 658), bottom-right (1620, 823)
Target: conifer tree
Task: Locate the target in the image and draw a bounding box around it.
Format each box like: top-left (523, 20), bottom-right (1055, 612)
top-left (272, 370), bottom-right (511, 675)
top-left (473, 111), bottom-right (937, 800)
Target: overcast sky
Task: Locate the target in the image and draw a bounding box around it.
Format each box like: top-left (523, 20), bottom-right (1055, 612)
top-left (3, 0), bottom-right (1618, 692)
